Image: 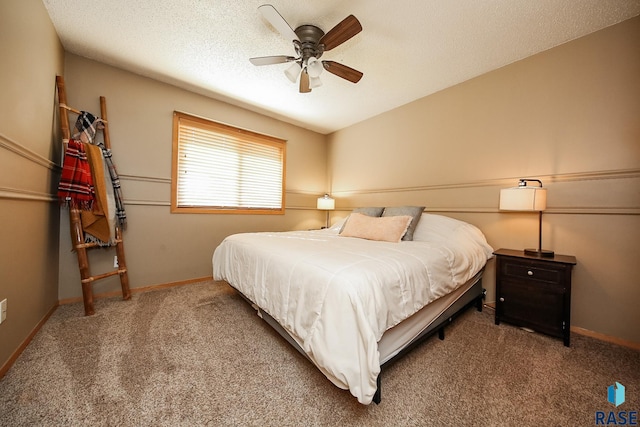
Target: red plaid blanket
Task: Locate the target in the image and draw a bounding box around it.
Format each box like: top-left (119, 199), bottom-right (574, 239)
top-left (57, 139), bottom-right (95, 209)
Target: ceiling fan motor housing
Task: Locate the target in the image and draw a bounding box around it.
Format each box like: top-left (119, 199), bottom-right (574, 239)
top-left (294, 25), bottom-right (325, 64)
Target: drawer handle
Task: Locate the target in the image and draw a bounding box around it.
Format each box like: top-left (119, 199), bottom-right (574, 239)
top-left (527, 270), bottom-right (534, 276)
top-left (499, 297), bottom-right (505, 302)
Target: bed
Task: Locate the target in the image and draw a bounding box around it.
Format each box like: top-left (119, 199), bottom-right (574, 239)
top-left (212, 211), bottom-right (494, 404)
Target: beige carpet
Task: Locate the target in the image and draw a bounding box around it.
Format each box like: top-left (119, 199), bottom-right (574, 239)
top-left (1, 280), bottom-right (638, 426)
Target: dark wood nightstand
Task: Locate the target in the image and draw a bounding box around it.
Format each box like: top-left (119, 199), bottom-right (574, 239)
top-left (494, 248), bottom-right (577, 346)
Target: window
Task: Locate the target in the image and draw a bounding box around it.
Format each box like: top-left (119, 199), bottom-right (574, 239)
top-left (171, 112), bottom-right (286, 214)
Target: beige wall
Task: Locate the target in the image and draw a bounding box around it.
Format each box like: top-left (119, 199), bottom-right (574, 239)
top-left (58, 55), bottom-right (329, 299)
top-left (327, 17), bottom-right (640, 344)
top-left (0, 0), bottom-right (64, 369)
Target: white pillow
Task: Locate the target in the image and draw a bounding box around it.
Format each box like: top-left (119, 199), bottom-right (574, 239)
top-left (340, 212), bottom-right (413, 243)
top-left (328, 218), bottom-right (347, 232)
top-left (412, 213), bottom-right (464, 241)
top-left (412, 214), bottom-right (494, 257)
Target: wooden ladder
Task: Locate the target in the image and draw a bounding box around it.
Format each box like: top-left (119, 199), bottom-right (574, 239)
top-left (56, 75), bottom-right (131, 315)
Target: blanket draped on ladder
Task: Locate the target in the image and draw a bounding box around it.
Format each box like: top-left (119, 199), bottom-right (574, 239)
top-left (81, 142), bottom-right (116, 245)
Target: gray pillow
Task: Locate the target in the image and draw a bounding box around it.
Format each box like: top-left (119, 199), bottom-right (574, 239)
top-left (339, 207), bottom-right (385, 233)
top-left (353, 207), bottom-right (384, 217)
top-left (381, 206), bottom-right (425, 241)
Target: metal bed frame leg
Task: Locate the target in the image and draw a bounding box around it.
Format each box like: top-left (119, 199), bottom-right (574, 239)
top-left (477, 288), bottom-right (486, 312)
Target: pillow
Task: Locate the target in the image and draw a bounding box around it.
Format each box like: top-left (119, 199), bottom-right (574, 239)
top-left (340, 212), bottom-right (412, 243)
top-left (412, 213), bottom-right (464, 241)
top-left (327, 218), bottom-right (347, 232)
top-left (339, 207), bottom-right (385, 233)
top-left (412, 213), bottom-right (494, 258)
top-left (352, 206), bottom-right (385, 217)
top-left (381, 206), bottom-right (425, 241)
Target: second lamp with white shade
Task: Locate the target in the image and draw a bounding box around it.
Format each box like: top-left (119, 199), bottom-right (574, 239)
top-left (317, 194), bottom-right (335, 228)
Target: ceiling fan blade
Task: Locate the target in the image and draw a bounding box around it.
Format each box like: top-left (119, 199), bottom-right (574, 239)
top-left (319, 15), bottom-right (362, 51)
top-left (250, 55), bottom-right (296, 66)
top-left (258, 4), bottom-right (299, 43)
top-left (299, 69), bottom-right (311, 93)
top-left (322, 61), bottom-right (363, 83)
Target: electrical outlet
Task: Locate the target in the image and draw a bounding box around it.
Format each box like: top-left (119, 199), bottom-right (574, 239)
top-left (0, 299), bottom-right (7, 324)
top-left (113, 256), bottom-right (119, 268)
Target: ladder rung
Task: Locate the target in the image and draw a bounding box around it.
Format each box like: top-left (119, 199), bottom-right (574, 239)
top-left (75, 239), bottom-right (123, 250)
top-left (76, 242), bottom-right (100, 249)
top-left (80, 268), bottom-right (127, 284)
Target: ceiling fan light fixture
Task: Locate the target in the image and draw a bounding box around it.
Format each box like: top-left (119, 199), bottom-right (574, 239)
top-left (309, 75), bottom-right (322, 89)
top-left (307, 57), bottom-right (324, 78)
top-left (284, 62), bottom-right (301, 83)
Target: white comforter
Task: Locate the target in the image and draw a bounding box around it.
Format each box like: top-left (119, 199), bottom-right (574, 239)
top-left (212, 216), bottom-right (493, 404)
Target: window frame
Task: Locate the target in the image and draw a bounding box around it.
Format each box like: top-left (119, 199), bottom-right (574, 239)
top-left (171, 111), bottom-right (286, 214)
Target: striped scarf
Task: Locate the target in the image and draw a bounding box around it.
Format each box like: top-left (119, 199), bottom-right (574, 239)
top-left (95, 141), bottom-right (126, 228)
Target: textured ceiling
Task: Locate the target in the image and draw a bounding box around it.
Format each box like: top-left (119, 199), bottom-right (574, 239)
top-left (43, 0), bottom-right (640, 134)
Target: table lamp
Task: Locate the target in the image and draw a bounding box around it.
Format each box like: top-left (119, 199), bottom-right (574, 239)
top-left (317, 194), bottom-right (335, 228)
top-left (499, 179), bottom-right (554, 257)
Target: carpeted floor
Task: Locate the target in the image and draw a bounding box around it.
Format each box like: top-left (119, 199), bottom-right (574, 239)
top-left (1, 280), bottom-right (638, 426)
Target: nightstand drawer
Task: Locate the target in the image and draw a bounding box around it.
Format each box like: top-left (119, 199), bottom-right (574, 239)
top-left (502, 262), bottom-right (562, 285)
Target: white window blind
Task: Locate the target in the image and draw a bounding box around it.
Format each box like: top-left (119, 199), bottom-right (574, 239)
top-left (172, 112), bottom-right (286, 214)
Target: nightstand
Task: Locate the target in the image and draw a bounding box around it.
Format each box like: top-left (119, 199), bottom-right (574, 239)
top-left (494, 248), bottom-right (577, 346)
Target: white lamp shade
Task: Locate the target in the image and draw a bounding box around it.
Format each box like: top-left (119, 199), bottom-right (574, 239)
top-left (309, 75), bottom-right (322, 88)
top-left (317, 195), bottom-right (335, 210)
top-left (307, 58), bottom-right (324, 78)
top-left (499, 187), bottom-right (547, 211)
top-left (284, 62), bottom-right (301, 83)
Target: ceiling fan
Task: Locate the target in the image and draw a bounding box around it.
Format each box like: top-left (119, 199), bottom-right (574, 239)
top-left (250, 4), bottom-right (363, 93)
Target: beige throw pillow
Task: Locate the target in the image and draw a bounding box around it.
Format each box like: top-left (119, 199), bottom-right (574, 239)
top-left (340, 212), bottom-right (413, 243)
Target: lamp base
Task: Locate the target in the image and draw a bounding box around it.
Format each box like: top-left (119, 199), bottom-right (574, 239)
top-left (524, 248), bottom-right (555, 258)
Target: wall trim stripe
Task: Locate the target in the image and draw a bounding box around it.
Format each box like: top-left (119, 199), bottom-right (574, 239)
top-left (120, 174), bottom-right (170, 184)
top-left (434, 207), bottom-right (639, 215)
top-left (330, 207), bottom-right (640, 215)
top-left (330, 168), bottom-right (640, 196)
top-left (0, 132), bottom-right (59, 171)
top-left (0, 186), bottom-right (56, 202)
